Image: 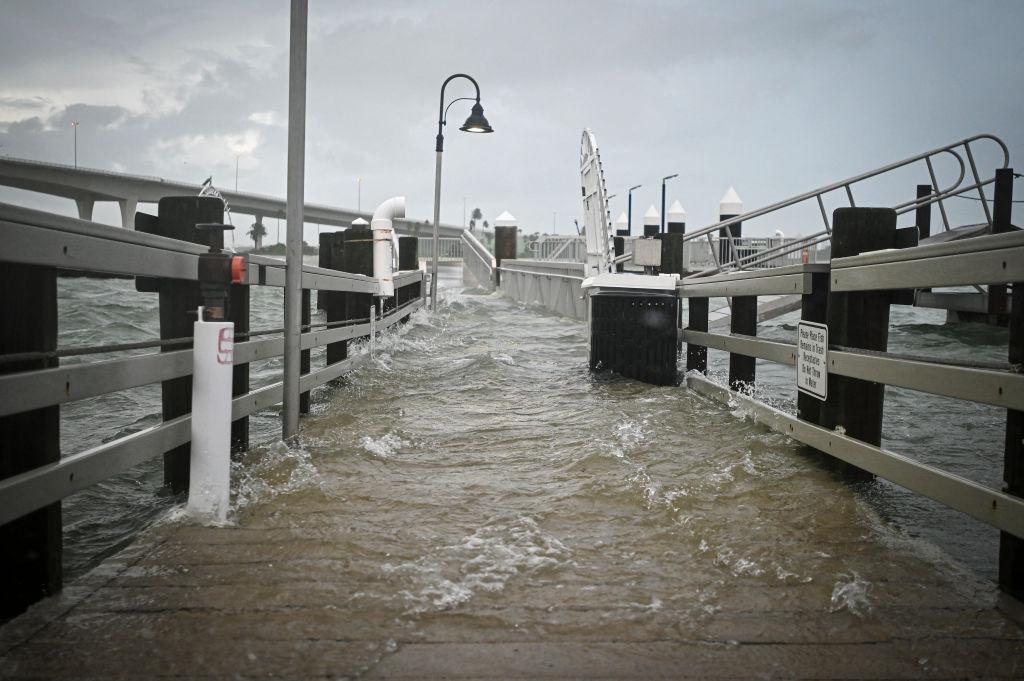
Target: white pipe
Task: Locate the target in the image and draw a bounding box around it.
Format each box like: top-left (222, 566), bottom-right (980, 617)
top-left (188, 308), bottom-right (234, 523)
top-left (372, 196), bottom-right (405, 297)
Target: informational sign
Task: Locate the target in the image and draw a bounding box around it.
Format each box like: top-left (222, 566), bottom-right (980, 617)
top-left (797, 321), bottom-right (828, 400)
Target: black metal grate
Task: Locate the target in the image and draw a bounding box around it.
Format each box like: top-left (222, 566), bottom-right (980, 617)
top-left (589, 291), bottom-right (679, 386)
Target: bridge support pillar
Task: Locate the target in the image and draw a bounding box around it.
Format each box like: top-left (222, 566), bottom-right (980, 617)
top-left (820, 207), bottom-right (896, 476)
top-left (119, 196), bottom-right (138, 229)
top-left (75, 198), bottom-right (94, 222)
top-left (0, 263), bottom-right (61, 618)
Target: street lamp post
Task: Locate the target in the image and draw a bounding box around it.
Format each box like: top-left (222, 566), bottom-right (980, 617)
top-left (71, 121), bottom-right (80, 168)
top-left (235, 154), bottom-right (240, 191)
top-left (627, 184), bottom-right (642, 236)
top-left (660, 174), bottom-right (678, 233)
top-left (430, 73), bottom-right (493, 310)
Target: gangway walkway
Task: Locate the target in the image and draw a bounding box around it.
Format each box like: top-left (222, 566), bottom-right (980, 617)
top-left (1, 270), bottom-right (1022, 679)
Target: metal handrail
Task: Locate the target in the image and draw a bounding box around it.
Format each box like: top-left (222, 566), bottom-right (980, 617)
top-left (682, 134), bottom-right (1009, 276)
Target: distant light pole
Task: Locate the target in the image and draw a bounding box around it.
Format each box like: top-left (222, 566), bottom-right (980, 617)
top-left (235, 154), bottom-right (240, 191)
top-left (430, 73), bottom-right (493, 310)
top-left (71, 121), bottom-right (80, 168)
top-left (660, 174), bottom-right (678, 233)
top-left (627, 184), bottom-right (642, 236)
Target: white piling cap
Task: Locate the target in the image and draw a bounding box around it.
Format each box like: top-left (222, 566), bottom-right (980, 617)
top-left (615, 211), bottom-right (628, 228)
top-left (351, 217), bottom-right (369, 227)
top-left (667, 200), bottom-right (686, 222)
top-left (643, 205), bottom-right (660, 225)
top-left (495, 210), bottom-right (517, 227)
top-left (719, 186), bottom-right (742, 216)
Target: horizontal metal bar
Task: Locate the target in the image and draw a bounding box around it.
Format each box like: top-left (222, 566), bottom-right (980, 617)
top-left (833, 230), bottom-right (1024, 269)
top-left (832, 245), bottom-right (1024, 291)
top-left (301, 267), bottom-right (378, 293)
top-left (0, 414), bottom-right (191, 526)
top-left (687, 373), bottom-right (1024, 540)
top-left (499, 266), bottom-right (585, 282)
top-left (679, 272), bottom-right (810, 298)
top-left (681, 330), bottom-right (797, 365)
top-left (0, 349), bottom-right (192, 418)
top-left (1, 218), bottom-right (199, 279)
top-left (915, 291), bottom-right (990, 314)
top-left (299, 355), bottom-right (362, 392)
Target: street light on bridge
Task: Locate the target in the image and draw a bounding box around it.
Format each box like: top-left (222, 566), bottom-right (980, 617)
top-left (661, 173), bottom-right (678, 233)
top-left (627, 184), bottom-right (642, 236)
top-left (71, 121), bottom-right (80, 168)
top-left (430, 73), bottom-right (493, 310)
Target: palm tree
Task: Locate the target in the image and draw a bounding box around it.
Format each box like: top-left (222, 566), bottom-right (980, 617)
top-left (469, 207), bottom-right (483, 231)
top-left (248, 220), bottom-right (268, 250)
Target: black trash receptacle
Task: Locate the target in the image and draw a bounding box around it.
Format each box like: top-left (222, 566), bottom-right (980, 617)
top-left (589, 290), bottom-right (679, 386)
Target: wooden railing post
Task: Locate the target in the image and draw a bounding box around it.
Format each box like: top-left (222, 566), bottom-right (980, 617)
top-left (324, 231), bottom-right (348, 366)
top-left (299, 288), bottom-right (311, 414)
top-left (1001, 279), bottom-right (1024, 601)
top-left (494, 219), bottom-right (518, 287)
top-left (0, 263), bottom-right (61, 618)
top-left (728, 296), bottom-right (757, 392)
top-left (343, 220), bottom-right (373, 342)
top-left (821, 207), bottom-right (896, 462)
top-left (686, 297), bottom-right (709, 374)
top-left (147, 196), bottom-right (225, 493)
top-left (989, 168), bottom-right (1014, 325)
top-left (230, 279), bottom-right (249, 453)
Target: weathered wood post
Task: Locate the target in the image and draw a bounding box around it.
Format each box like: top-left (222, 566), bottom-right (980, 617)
top-left (643, 205), bottom-right (660, 238)
top-left (1001, 276), bottom-right (1024, 601)
top-left (398, 235), bottom-right (419, 307)
top-left (666, 200), bottom-right (686, 234)
top-left (143, 196), bottom-right (225, 493)
top-left (661, 201), bottom-right (686, 276)
top-left (686, 297), bottom-right (709, 374)
top-left (614, 212), bottom-right (628, 273)
top-left (324, 231), bottom-right (348, 364)
top-left (989, 168), bottom-right (1014, 324)
top-left (316, 232), bottom-right (332, 310)
top-left (300, 288), bottom-right (311, 414)
top-left (494, 211), bottom-right (518, 287)
top-left (718, 187), bottom-right (742, 265)
top-left (344, 218), bottom-right (373, 340)
top-left (0, 263), bottom-right (60, 617)
top-left (230, 276), bottom-right (250, 453)
top-left (729, 295), bottom-right (757, 392)
top-left (915, 184), bottom-right (932, 241)
top-left (821, 207), bottom-right (897, 461)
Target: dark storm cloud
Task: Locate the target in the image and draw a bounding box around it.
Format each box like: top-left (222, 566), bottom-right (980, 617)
top-left (0, 0), bottom-right (1021, 242)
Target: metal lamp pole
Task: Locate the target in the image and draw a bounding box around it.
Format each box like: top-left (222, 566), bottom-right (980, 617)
top-left (660, 174), bottom-right (678, 233)
top-left (71, 121), bottom-right (80, 168)
top-left (430, 73), bottom-right (493, 310)
top-left (627, 184), bottom-right (641, 236)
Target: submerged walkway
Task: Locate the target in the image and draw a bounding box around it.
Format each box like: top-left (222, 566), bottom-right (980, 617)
top-left (2, 282), bottom-right (1024, 679)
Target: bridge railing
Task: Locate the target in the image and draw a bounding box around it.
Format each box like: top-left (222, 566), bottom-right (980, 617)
top-left (0, 200), bottom-right (424, 532)
top-left (497, 259), bottom-right (587, 321)
top-left (679, 228), bottom-right (1024, 597)
top-left (461, 229), bottom-right (496, 291)
top-left (682, 133), bottom-right (1010, 276)
top-left (417, 236), bottom-right (463, 263)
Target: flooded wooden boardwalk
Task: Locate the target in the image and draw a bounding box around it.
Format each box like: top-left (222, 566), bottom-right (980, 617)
top-left (2, 290), bottom-right (1023, 680)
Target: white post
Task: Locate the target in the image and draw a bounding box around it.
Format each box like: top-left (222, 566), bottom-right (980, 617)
top-left (369, 303), bottom-right (376, 356)
top-left (188, 310), bottom-right (234, 523)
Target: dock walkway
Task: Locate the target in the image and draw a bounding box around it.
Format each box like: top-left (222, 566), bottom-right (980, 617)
top-left (2, 287), bottom-right (1023, 680)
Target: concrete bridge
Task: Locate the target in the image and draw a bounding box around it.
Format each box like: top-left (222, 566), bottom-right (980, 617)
top-left (0, 155), bottom-right (463, 238)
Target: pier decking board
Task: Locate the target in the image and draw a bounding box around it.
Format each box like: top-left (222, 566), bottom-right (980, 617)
top-left (2, 496), bottom-right (1022, 680)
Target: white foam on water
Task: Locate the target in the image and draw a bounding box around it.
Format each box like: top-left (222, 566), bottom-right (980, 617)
top-left (231, 439), bottom-right (322, 511)
top-left (829, 571), bottom-right (872, 616)
top-left (360, 433), bottom-right (408, 460)
top-left (382, 516), bottom-right (572, 614)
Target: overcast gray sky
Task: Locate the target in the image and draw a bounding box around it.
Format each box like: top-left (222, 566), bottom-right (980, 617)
top-left (1, 0), bottom-right (1021, 245)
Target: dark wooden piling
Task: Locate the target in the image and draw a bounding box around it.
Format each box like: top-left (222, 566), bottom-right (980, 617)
top-left (324, 232), bottom-right (348, 366)
top-left (915, 184), bottom-right (932, 241)
top-left (685, 297), bottom-right (709, 374)
top-left (728, 296), bottom-right (757, 392)
top-left (230, 280), bottom-right (249, 453)
top-left (0, 263), bottom-right (61, 618)
top-left (1001, 279), bottom-right (1024, 601)
top-left (820, 207), bottom-right (896, 461)
top-left (614, 236), bottom-right (625, 273)
top-left (659, 234), bottom-right (686, 276)
top-left (989, 168), bottom-right (1014, 324)
top-left (148, 196), bottom-right (225, 493)
top-left (494, 226), bottom-right (517, 287)
top-left (398, 236), bottom-right (420, 304)
top-left (300, 289), bottom-right (311, 414)
top-left (344, 225), bottom-right (374, 340)
top-left (316, 232), bottom-right (332, 310)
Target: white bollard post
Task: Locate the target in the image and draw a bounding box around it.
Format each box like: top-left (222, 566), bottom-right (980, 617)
top-left (188, 307), bottom-right (234, 523)
top-left (369, 303), bottom-right (376, 356)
